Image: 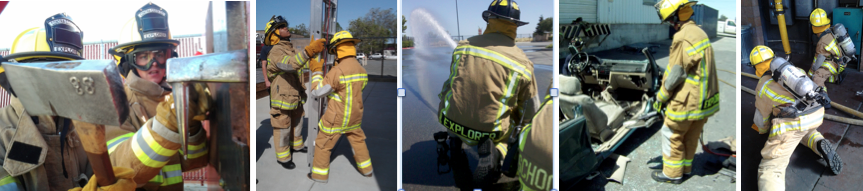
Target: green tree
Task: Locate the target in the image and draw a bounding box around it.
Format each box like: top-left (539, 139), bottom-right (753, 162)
top-left (402, 15), bottom-right (408, 33)
top-left (290, 23), bottom-right (308, 37)
top-left (534, 16), bottom-right (553, 35)
top-left (348, 8), bottom-right (397, 54)
top-left (719, 15), bottom-right (728, 21)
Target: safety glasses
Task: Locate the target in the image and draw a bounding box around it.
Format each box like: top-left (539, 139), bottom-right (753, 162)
top-left (132, 49), bottom-right (170, 71)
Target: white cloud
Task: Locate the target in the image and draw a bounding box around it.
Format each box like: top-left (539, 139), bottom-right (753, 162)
top-left (0, 1), bottom-right (209, 49)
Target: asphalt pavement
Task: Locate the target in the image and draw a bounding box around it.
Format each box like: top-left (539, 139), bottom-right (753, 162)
top-left (401, 42), bottom-right (553, 190)
top-left (256, 81), bottom-right (397, 191)
top-left (569, 37), bottom-right (738, 191)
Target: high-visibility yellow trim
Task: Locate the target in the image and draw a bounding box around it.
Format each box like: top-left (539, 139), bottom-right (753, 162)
top-left (493, 71), bottom-right (519, 132)
top-left (0, 176), bottom-right (19, 189)
top-left (131, 127), bottom-right (176, 168)
top-left (683, 159), bottom-right (693, 166)
top-left (184, 142), bottom-right (208, 159)
top-left (107, 132), bottom-right (135, 154)
top-left (149, 164), bottom-right (183, 186)
top-left (808, 132), bottom-right (824, 149)
top-left (758, 80), bottom-right (795, 104)
top-left (769, 110), bottom-right (824, 137)
top-left (663, 156), bottom-right (684, 168)
top-left (277, 150), bottom-right (291, 159)
top-left (312, 167), bottom-right (329, 175)
top-left (686, 39), bottom-right (711, 56)
top-left (452, 45), bottom-right (532, 78)
top-left (292, 139), bottom-right (304, 147)
top-left (357, 159), bottom-right (372, 169)
top-left (271, 99), bottom-right (300, 110)
top-left (318, 120), bottom-right (362, 134)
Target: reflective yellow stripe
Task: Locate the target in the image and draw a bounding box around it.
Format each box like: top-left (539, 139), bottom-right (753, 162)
top-left (496, 143), bottom-right (508, 157)
top-left (808, 132), bottom-right (823, 149)
top-left (518, 124), bottom-right (533, 152)
top-left (665, 94), bottom-right (719, 121)
top-left (0, 176), bottom-right (19, 190)
top-left (328, 93), bottom-right (343, 102)
top-left (493, 71), bottom-right (519, 132)
top-left (280, 55), bottom-right (289, 64)
top-left (271, 99), bottom-right (300, 110)
top-left (758, 80), bottom-right (795, 104)
top-left (340, 74), bottom-right (368, 84)
top-left (683, 159), bottom-right (693, 166)
top-left (826, 40), bottom-right (841, 56)
top-left (686, 39), bottom-right (711, 56)
top-left (185, 141), bottom-right (208, 159)
top-left (452, 45), bottom-right (532, 78)
top-left (343, 80), bottom-right (353, 127)
top-left (312, 167), bottom-right (329, 175)
top-left (657, 88), bottom-right (671, 102)
top-left (292, 139), bottom-right (304, 147)
top-left (132, 127), bottom-right (177, 168)
top-left (822, 61), bottom-right (838, 75)
top-left (107, 132), bottom-right (135, 154)
top-left (769, 111), bottom-right (824, 137)
top-left (149, 175), bottom-right (163, 184)
top-left (149, 164), bottom-right (182, 186)
top-left (337, 74), bottom-right (367, 128)
top-left (277, 150), bottom-right (291, 158)
top-left (357, 159), bottom-right (372, 169)
top-left (663, 156), bottom-right (684, 168)
top-left (318, 120), bottom-right (362, 134)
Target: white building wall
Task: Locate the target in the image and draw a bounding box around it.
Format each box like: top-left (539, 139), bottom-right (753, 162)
top-left (560, 0), bottom-right (598, 24)
top-left (598, 0), bottom-right (662, 24)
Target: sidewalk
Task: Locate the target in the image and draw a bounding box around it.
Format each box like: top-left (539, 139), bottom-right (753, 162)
top-left (256, 81), bottom-right (397, 191)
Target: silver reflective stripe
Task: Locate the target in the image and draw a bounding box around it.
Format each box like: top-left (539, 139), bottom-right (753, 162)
top-left (135, 129), bottom-right (171, 163)
top-left (453, 46), bottom-right (531, 78)
top-left (494, 71), bottom-right (519, 131)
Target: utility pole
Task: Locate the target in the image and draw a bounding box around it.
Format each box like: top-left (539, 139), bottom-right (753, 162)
top-left (455, 0), bottom-right (460, 41)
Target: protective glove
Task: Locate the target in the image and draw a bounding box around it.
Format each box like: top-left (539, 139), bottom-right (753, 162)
top-left (155, 83), bottom-right (212, 133)
top-left (67, 167), bottom-right (136, 191)
top-left (309, 56), bottom-right (323, 73)
top-left (651, 97), bottom-right (666, 116)
top-left (305, 39), bottom-right (328, 57)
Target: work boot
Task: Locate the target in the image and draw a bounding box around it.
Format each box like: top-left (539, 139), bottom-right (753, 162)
top-left (279, 160), bottom-right (296, 170)
top-left (818, 139), bottom-right (842, 175)
top-left (651, 170), bottom-right (682, 184)
top-left (474, 139), bottom-right (501, 188)
top-left (449, 137), bottom-right (474, 189)
top-left (292, 146), bottom-right (308, 153)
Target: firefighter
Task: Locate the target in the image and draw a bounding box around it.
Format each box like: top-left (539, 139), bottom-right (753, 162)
top-left (650, 0), bottom-right (720, 184)
top-left (0, 12), bottom-right (207, 190)
top-left (516, 86), bottom-right (553, 190)
top-left (306, 30), bottom-right (372, 183)
top-left (437, 0), bottom-right (539, 187)
top-left (0, 13), bottom-right (110, 190)
top-left (263, 15), bottom-right (328, 169)
top-left (808, 8), bottom-right (850, 86)
top-left (749, 46), bottom-right (841, 191)
top-left (106, 3), bottom-right (211, 189)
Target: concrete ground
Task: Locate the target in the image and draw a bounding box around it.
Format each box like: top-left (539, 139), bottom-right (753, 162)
top-left (401, 42), bottom-right (553, 190)
top-left (739, 49), bottom-right (863, 190)
top-left (569, 37), bottom-right (737, 190)
top-left (256, 81), bottom-right (397, 191)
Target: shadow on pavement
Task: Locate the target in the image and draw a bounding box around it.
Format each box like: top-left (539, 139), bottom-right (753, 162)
top-left (257, 119), bottom-right (273, 162)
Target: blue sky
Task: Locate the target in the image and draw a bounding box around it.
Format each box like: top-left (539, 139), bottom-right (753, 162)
top-left (256, 0), bottom-right (397, 32)
top-left (403, 0), bottom-right (554, 37)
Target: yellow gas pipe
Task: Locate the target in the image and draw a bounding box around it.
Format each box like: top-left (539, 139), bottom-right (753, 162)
top-left (775, 0), bottom-right (791, 54)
